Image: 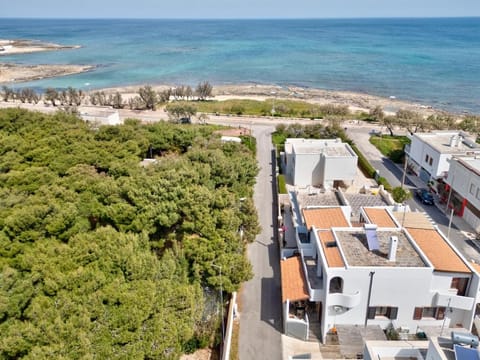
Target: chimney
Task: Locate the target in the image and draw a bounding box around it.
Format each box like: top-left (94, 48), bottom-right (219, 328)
top-left (388, 236), bottom-right (398, 261)
top-left (457, 135), bottom-right (463, 147)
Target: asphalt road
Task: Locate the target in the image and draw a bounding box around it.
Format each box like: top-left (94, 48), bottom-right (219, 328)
top-left (238, 125), bottom-right (283, 360)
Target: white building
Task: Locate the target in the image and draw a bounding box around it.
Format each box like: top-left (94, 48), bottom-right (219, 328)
top-left (220, 136), bottom-right (242, 143)
top-left (281, 205), bottom-right (480, 343)
top-left (283, 138), bottom-right (358, 189)
top-left (79, 106), bottom-right (121, 125)
top-left (405, 131), bottom-right (479, 183)
top-left (364, 336), bottom-right (480, 360)
top-left (444, 156), bottom-right (480, 232)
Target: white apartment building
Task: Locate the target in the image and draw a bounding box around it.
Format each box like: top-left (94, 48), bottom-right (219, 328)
top-left (404, 131), bottom-right (479, 183)
top-left (283, 138), bottom-right (358, 189)
top-left (281, 206), bottom-right (480, 342)
top-left (445, 156), bottom-right (480, 232)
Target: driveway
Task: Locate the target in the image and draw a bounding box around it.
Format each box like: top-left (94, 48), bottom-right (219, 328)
top-left (239, 124), bottom-right (283, 360)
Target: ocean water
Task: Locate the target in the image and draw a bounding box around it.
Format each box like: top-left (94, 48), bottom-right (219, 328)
top-left (0, 18), bottom-right (479, 113)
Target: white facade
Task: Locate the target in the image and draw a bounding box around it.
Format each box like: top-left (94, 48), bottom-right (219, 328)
top-left (221, 136), bottom-right (242, 143)
top-left (405, 131), bottom-right (479, 182)
top-left (284, 138), bottom-right (358, 188)
top-left (80, 106), bottom-right (121, 125)
top-left (288, 206), bottom-right (480, 342)
top-left (446, 156), bottom-right (480, 232)
top-left (314, 232), bottom-right (475, 340)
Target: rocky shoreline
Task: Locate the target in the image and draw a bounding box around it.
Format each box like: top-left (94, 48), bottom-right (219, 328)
top-left (0, 63), bottom-right (95, 83)
top-left (0, 39), bottom-right (81, 55)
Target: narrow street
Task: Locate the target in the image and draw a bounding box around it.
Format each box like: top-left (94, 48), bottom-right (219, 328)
top-left (238, 125), bottom-right (283, 360)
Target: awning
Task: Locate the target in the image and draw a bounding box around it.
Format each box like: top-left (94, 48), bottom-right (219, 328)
top-left (281, 255), bottom-right (309, 303)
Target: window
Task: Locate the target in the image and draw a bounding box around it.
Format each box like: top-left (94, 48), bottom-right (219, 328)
top-left (367, 306), bottom-right (398, 320)
top-left (429, 158), bottom-right (433, 166)
top-left (425, 155), bottom-right (429, 163)
top-left (451, 277), bottom-right (468, 296)
top-left (413, 307), bottom-right (446, 320)
top-left (422, 307), bottom-right (436, 318)
top-left (329, 277), bottom-right (343, 293)
top-left (471, 184), bottom-right (476, 195)
top-left (477, 188), bottom-right (480, 200)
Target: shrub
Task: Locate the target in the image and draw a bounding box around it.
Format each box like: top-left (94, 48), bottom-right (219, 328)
top-left (350, 144), bottom-right (376, 178)
top-left (377, 177), bottom-right (392, 192)
top-left (240, 135), bottom-right (256, 153)
top-left (278, 175), bottom-right (287, 194)
top-left (392, 186), bottom-right (412, 203)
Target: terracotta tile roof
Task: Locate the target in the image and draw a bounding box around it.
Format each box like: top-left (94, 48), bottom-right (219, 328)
top-left (303, 207), bottom-right (349, 230)
top-left (407, 228), bottom-right (471, 273)
top-left (280, 255), bottom-right (310, 303)
top-left (318, 230), bottom-right (345, 268)
top-left (364, 208), bottom-right (397, 228)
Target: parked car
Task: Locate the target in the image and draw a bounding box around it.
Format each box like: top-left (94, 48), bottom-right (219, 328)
top-left (416, 188), bottom-right (434, 205)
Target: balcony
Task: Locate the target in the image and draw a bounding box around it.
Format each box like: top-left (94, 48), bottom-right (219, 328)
top-left (433, 291), bottom-right (475, 311)
top-left (328, 291), bottom-right (362, 309)
top-left (301, 253), bottom-right (324, 302)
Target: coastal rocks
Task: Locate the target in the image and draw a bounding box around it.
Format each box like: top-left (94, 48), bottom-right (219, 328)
top-left (0, 39), bottom-right (81, 56)
top-left (0, 63), bottom-right (95, 83)
top-left (0, 39), bottom-right (90, 83)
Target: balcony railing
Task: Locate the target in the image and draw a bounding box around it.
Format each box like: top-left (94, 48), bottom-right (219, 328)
top-left (433, 291), bottom-right (475, 311)
top-left (328, 291), bottom-right (362, 309)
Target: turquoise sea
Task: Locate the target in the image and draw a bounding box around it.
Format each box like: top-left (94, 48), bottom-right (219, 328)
top-left (0, 18), bottom-right (479, 113)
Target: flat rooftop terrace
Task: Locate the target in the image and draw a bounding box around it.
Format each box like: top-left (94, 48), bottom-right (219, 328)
top-left (415, 132), bottom-right (479, 155)
top-left (294, 143), bottom-right (354, 157)
top-left (345, 193), bottom-right (389, 219)
top-left (296, 191), bottom-right (341, 208)
top-left (335, 229), bottom-right (428, 268)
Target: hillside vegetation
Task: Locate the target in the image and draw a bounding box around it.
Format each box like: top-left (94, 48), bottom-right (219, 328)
top-left (0, 108), bottom-right (259, 359)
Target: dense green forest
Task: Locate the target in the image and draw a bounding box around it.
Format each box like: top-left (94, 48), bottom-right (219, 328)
top-left (0, 108), bottom-right (260, 359)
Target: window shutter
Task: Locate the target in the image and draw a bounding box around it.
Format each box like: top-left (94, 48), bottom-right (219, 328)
top-left (389, 307), bottom-right (398, 320)
top-left (436, 307), bottom-right (446, 320)
top-left (413, 307), bottom-right (422, 320)
top-left (367, 307), bottom-right (376, 319)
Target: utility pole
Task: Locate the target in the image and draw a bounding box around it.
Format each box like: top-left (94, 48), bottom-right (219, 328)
top-left (364, 271), bottom-right (375, 327)
top-left (401, 154), bottom-right (408, 189)
top-left (447, 207), bottom-right (454, 240)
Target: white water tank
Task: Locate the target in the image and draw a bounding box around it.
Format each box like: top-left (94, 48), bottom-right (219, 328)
top-left (451, 331), bottom-right (479, 348)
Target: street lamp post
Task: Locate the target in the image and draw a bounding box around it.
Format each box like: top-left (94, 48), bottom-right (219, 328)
top-left (212, 264), bottom-right (224, 345)
top-left (447, 207), bottom-right (454, 240)
top-left (401, 154), bottom-right (408, 189)
top-left (401, 202), bottom-right (407, 228)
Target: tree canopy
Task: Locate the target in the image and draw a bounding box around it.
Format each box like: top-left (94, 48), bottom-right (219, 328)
top-left (0, 108), bottom-right (259, 358)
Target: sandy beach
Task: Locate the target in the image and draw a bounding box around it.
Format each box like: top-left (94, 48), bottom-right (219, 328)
top-left (97, 83), bottom-right (441, 117)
